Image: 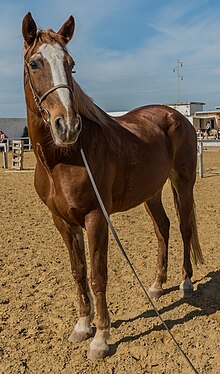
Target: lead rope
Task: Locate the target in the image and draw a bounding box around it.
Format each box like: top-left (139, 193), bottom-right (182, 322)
top-left (80, 147), bottom-right (199, 374)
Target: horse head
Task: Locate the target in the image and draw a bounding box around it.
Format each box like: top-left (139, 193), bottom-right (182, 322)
top-left (22, 12), bottom-right (82, 147)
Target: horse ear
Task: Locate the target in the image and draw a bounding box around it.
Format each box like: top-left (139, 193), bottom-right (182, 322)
top-left (57, 15), bottom-right (75, 43)
top-left (22, 12), bottom-right (37, 47)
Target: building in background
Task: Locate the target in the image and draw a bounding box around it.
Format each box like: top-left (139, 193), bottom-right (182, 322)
top-left (0, 118), bottom-right (27, 139)
top-left (193, 109), bottom-right (220, 131)
top-left (1, 102), bottom-right (220, 139)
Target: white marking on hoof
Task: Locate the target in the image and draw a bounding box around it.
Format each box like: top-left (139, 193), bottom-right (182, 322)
top-left (69, 316), bottom-right (93, 343)
top-left (179, 277), bottom-right (194, 297)
top-left (148, 286), bottom-right (164, 299)
top-left (69, 330), bottom-right (92, 343)
top-left (87, 328), bottom-right (109, 360)
top-left (87, 343), bottom-right (109, 360)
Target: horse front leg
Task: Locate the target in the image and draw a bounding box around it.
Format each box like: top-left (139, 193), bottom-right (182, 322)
top-left (85, 212), bottom-right (110, 360)
top-left (52, 214), bottom-right (94, 343)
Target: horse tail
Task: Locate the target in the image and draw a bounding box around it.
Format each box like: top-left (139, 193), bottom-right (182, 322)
top-left (170, 182), bottom-right (204, 265)
top-left (190, 204), bottom-right (204, 264)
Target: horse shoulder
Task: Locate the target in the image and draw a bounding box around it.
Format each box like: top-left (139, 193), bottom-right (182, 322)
top-left (34, 160), bottom-right (60, 215)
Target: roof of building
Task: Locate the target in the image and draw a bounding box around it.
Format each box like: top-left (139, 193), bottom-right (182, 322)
top-left (165, 102), bottom-right (205, 106)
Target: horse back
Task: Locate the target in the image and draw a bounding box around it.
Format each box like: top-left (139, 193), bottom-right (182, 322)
top-left (114, 104), bottom-right (197, 166)
top-left (111, 104), bottom-right (197, 205)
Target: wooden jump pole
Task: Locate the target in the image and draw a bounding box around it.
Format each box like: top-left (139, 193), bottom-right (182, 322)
top-left (197, 140), bottom-right (203, 178)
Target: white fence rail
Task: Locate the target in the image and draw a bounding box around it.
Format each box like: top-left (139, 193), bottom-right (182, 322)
top-left (2, 137), bottom-right (32, 151)
top-left (197, 139), bottom-right (220, 178)
top-left (0, 143), bottom-right (8, 168)
top-left (1, 137), bottom-right (32, 169)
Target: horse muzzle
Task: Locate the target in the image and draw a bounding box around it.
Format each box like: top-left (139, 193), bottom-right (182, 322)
top-left (50, 114), bottom-right (82, 147)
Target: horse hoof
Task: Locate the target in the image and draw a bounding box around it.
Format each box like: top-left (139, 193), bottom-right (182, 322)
top-left (179, 287), bottom-right (194, 298)
top-left (68, 330), bottom-right (93, 344)
top-left (87, 344), bottom-right (109, 360)
top-left (148, 287), bottom-right (163, 299)
top-left (179, 278), bottom-right (194, 298)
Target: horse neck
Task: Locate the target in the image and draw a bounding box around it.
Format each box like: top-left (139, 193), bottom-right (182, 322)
top-left (26, 80), bottom-right (126, 166)
top-left (74, 80), bottom-right (112, 128)
top-left (74, 81), bottom-right (126, 150)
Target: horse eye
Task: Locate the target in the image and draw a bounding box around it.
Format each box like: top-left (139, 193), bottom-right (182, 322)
top-left (30, 61), bottom-right (38, 70)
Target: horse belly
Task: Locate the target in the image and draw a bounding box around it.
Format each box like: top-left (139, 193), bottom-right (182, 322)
top-left (112, 155), bottom-right (171, 212)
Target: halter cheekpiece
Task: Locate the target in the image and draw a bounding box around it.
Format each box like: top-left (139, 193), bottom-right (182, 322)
top-left (24, 60), bottom-right (74, 125)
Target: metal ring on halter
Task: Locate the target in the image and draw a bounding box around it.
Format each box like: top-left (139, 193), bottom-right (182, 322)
top-left (75, 114), bottom-right (82, 141)
top-left (77, 114), bottom-right (82, 133)
top-left (40, 107), bottom-right (51, 125)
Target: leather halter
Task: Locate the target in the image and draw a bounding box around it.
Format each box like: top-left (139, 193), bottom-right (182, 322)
top-left (24, 60), bottom-right (74, 125)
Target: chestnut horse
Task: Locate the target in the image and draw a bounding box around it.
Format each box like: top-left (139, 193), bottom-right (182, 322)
top-left (22, 13), bottom-right (204, 360)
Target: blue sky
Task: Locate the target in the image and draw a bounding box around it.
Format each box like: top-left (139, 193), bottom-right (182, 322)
top-left (1, 0), bottom-right (220, 117)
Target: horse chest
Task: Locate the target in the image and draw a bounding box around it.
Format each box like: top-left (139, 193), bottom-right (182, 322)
top-left (35, 164), bottom-right (94, 225)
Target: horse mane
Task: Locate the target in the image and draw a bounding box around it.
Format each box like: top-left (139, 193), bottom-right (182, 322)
top-left (73, 80), bottom-right (112, 127)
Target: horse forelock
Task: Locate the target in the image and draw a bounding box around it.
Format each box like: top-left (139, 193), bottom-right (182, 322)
top-left (24, 29), bottom-right (67, 58)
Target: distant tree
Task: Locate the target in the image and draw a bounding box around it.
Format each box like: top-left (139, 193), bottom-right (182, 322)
top-left (22, 126), bottom-right (29, 137)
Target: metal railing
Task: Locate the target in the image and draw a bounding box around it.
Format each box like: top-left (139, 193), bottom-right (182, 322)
top-left (2, 137), bottom-right (32, 151)
top-left (197, 138), bottom-right (220, 177)
top-left (1, 137), bottom-right (32, 169)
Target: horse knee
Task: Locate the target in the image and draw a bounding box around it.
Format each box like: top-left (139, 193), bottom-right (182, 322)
top-left (90, 279), bottom-right (107, 295)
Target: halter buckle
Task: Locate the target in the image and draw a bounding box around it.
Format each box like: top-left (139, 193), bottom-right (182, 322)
top-left (40, 108), bottom-right (51, 125)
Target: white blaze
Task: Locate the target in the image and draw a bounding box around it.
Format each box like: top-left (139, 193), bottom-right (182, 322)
top-left (38, 43), bottom-right (71, 115)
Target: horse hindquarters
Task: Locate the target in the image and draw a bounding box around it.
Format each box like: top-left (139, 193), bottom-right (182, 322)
top-left (166, 112), bottom-right (203, 294)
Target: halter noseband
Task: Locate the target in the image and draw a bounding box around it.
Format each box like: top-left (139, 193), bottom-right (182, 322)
top-left (24, 60), bottom-right (75, 125)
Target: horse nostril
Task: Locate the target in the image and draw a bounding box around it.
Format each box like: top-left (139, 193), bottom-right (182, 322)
top-left (55, 117), bottom-right (64, 134)
top-left (55, 117), bottom-right (61, 130)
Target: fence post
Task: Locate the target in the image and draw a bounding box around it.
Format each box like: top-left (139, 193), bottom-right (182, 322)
top-left (197, 140), bottom-right (203, 178)
top-left (1, 143), bottom-right (8, 169)
top-left (12, 140), bottom-right (24, 170)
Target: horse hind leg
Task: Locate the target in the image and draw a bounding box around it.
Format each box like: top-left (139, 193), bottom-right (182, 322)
top-left (144, 192), bottom-right (170, 299)
top-left (170, 177), bottom-right (204, 297)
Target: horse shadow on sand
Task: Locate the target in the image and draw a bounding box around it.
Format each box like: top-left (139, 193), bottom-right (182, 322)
top-left (109, 270), bottom-right (220, 356)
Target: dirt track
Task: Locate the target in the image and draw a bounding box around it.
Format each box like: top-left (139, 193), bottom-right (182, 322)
top-left (0, 150), bottom-right (220, 373)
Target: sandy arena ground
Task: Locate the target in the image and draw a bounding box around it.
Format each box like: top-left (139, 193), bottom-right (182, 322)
top-left (0, 149), bottom-right (220, 373)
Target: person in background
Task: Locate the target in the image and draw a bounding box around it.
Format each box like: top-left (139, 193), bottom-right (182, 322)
top-left (205, 121), bottom-right (211, 136)
top-left (0, 130), bottom-right (7, 143)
